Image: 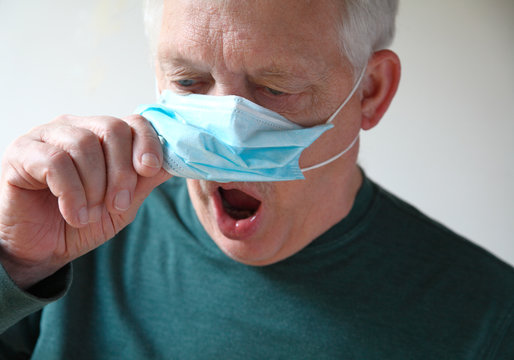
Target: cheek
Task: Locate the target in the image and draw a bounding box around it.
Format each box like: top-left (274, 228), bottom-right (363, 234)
top-left (186, 180), bottom-right (210, 211)
top-left (298, 129), bottom-right (332, 168)
top-left (272, 181), bottom-right (307, 215)
top-left (299, 103), bottom-right (362, 169)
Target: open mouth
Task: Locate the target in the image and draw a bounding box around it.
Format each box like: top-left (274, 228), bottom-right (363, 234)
top-left (218, 187), bottom-right (262, 220)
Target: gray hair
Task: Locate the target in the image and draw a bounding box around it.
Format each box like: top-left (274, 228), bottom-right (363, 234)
top-left (143, 0), bottom-right (163, 59)
top-left (143, 0), bottom-right (398, 75)
top-left (340, 0), bottom-right (398, 73)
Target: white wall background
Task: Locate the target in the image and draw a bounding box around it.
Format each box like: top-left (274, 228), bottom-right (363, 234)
top-left (1, 1), bottom-right (513, 266)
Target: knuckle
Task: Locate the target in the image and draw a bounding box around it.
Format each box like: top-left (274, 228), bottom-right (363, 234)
top-left (125, 115), bottom-right (156, 138)
top-left (59, 184), bottom-right (84, 200)
top-left (71, 130), bottom-right (100, 153)
top-left (102, 117), bottom-right (131, 140)
top-left (51, 114), bottom-right (74, 124)
top-left (110, 167), bottom-right (137, 188)
top-left (44, 153), bottom-right (83, 198)
top-left (6, 136), bottom-right (27, 155)
top-left (124, 114), bottom-right (146, 125)
top-left (140, 130), bottom-right (160, 145)
top-left (47, 148), bottom-right (72, 171)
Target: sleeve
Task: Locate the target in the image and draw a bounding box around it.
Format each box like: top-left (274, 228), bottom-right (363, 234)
top-left (0, 262), bottom-right (72, 356)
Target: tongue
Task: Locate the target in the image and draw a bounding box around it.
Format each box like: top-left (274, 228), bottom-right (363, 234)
top-left (219, 188), bottom-right (261, 211)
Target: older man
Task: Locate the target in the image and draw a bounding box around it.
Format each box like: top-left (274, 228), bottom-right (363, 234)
top-left (0, 0), bottom-right (513, 358)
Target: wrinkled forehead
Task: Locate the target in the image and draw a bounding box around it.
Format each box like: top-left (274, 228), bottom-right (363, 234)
top-left (162, 0), bottom-right (343, 27)
top-left (158, 0), bottom-right (345, 71)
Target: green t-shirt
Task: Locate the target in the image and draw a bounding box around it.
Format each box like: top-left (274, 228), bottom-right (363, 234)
top-left (1, 176), bottom-right (513, 359)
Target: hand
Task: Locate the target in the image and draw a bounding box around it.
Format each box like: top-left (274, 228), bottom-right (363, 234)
top-left (0, 114), bottom-right (171, 289)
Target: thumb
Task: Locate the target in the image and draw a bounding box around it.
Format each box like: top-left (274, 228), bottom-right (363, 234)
top-left (133, 169), bottom-right (173, 207)
top-left (114, 169), bottom-right (171, 229)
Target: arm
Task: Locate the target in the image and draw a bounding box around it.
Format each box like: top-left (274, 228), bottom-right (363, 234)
top-left (0, 309), bottom-right (41, 358)
top-left (0, 114), bottom-right (170, 335)
top-left (0, 262), bottom-right (71, 334)
top-left (0, 262), bottom-right (71, 358)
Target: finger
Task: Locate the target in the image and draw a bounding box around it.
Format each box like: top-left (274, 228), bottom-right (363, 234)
top-left (123, 114), bottom-right (163, 177)
top-left (134, 168), bottom-right (172, 203)
top-left (38, 123), bottom-right (107, 223)
top-left (5, 135), bottom-right (89, 227)
top-left (120, 169), bottom-right (172, 224)
top-left (64, 116), bottom-right (138, 215)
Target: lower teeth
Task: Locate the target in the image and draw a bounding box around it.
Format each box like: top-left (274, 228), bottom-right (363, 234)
top-left (222, 197), bottom-right (255, 220)
top-left (227, 208), bottom-right (254, 220)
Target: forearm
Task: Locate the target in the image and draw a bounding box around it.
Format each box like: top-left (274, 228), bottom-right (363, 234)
top-left (0, 249), bottom-right (66, 290)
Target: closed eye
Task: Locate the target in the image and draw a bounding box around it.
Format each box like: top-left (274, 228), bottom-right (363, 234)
top-left (264, 87), bottom-right (286, 96)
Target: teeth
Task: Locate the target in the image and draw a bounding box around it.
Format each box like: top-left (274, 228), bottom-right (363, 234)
top-left (222, 196), bottom-right (255, 220)
top-left (227, 208), bottom-right (254, 220)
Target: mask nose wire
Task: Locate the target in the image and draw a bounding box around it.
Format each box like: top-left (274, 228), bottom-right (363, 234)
top-left (301, 66), bottom-right (367, 173)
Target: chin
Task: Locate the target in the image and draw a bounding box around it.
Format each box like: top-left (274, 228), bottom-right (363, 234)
top-left (210, 232), bottom-right (288, 266)
top-left (187, 179), bottom-right (293, 266)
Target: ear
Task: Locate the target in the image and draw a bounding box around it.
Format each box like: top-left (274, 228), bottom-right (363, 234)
top-left (360, 50), bottom-right (401, 131)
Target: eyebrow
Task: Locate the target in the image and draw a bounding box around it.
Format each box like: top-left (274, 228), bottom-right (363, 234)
top-left (257, 68), bottom-right (306, 81)
top-left (158, 56), bottom-right (210, 75)
top-left (255, 60), bottom-right (331, 90)
top-left (158, 55), bottom-right (322, 90)
top-left (248, 68), bottom-right (312, 91)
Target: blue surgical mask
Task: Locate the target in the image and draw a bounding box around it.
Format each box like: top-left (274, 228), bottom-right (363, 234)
top-left (136, 68), bottom-right (365, 182)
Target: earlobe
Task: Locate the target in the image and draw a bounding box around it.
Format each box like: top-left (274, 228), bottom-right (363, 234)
top-left (360, 50), bottom-right (401, 131)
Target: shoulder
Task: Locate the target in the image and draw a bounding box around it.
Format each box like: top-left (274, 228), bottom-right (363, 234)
top-left (366, 178), bottom-right (514, 307)
top-left (356, 179), bottom-right (514, 356)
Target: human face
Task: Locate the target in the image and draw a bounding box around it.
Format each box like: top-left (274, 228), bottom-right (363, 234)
top-left (157, 0), bottom-right (364, 265)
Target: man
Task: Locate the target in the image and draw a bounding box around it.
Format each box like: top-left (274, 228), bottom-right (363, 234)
top-left (0, 0), bottom-right (512, 358)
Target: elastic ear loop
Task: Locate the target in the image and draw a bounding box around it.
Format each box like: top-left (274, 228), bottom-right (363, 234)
top-left (301, 66), bottom-right (366, 173)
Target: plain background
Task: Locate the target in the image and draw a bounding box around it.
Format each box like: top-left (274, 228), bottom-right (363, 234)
top-left (0, 1), bottom-right (512, 266)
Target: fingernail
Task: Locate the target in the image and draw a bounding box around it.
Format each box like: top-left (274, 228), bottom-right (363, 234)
top-left (114, 190), bottom-right (131, 211)
top-left (88, 205), bottom-right (103, 223)
top-left (79, 207), bottom-right (89, 225)
top-left (141, 153), bottom-right (160, 168)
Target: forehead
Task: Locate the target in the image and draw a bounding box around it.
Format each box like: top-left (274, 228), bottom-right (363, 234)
top-left (158, 0), bottom-right (345, 74)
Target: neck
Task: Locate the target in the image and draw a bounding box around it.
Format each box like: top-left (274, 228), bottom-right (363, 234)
top-left (302, 156), bottom-right (364, 245)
